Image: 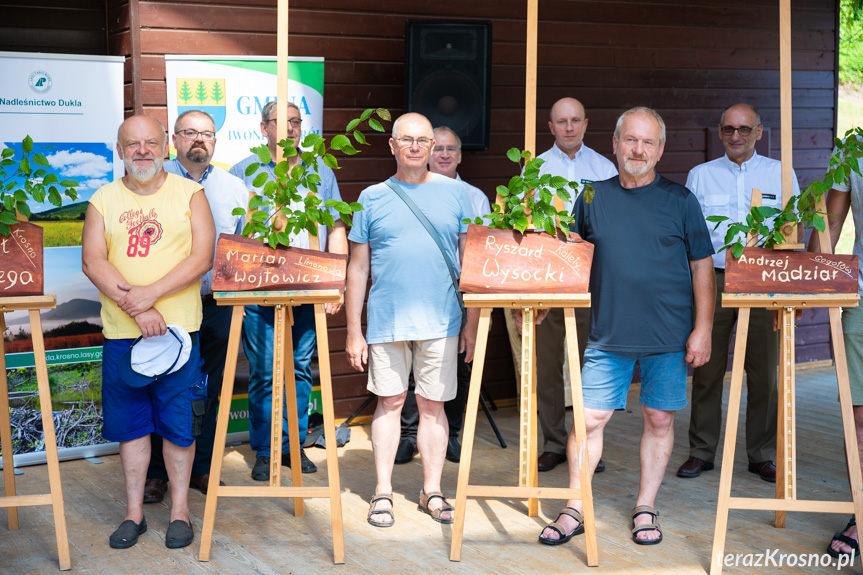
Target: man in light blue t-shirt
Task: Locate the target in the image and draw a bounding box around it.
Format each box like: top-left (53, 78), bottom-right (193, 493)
top-left (345, 113), bottom-right (477, 529)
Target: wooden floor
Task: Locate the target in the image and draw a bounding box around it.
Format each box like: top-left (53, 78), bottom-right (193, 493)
top-left (1, 363), bottom-right (861, 574)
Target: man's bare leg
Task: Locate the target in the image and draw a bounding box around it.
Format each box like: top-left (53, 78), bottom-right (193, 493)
top-left (632, 406), bottom-right (675, 542)
top-left (369, 392), bottom-right (406, 523)
top-left (539, 407), bottom-right (612, 541)
top-left (416, 394), bottom-right (451, 520)
top-left (119, 435), bottom-right (151, 523)
top-left (163, 439), bottom-right (195, 523)
top-left (830, 405), bottom-right (863, 554)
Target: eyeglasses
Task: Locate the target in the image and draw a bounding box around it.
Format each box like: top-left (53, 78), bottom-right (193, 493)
top-left (432, 145), bottom-right (460, 154)
top-left (175, 129), bottom-right (216, 141)
top-left (266, 118), bottom-right (302, 128)
top-left (395, 137), bottom-right (432, 149)
top-left (720, 125), bottom-right (759, 137)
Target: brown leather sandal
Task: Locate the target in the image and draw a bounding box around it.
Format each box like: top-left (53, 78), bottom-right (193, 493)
top-left (631, 505), bottom-right (662, 545)
top-left (367, 493), bottom-right (394, 528)
top-left (538, 507), bottom-right (585, 546)
top-left (418, 490), bottom-right (454, 524)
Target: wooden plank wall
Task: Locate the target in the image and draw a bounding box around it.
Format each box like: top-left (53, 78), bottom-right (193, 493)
top-left (66, 0), bottom-right (848, 415)
top-left (0, 0), bottom-right (108, 55)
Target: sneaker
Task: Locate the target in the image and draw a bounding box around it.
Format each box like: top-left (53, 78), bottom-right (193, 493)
top-left (251, 456), bottom-right (270, 481)
top-left (446, 437), bottom-right (461, 463)
top-left (394, 438), bottom-right (418, 464)
top-left (284, 449), bottom-right (317, 473)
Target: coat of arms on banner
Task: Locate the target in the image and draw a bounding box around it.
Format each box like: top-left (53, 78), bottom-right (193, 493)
top-left (176, 78), bottom-right (226, 131)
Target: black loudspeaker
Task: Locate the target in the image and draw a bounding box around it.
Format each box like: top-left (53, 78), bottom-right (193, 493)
top-left (405, 20), bottom-right (492, 151)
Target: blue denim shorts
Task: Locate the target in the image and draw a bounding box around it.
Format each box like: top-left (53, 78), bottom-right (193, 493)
top-left (581, 348), bottom-right (688, 412)
top-left (102, 336), bottom-right (206, 447)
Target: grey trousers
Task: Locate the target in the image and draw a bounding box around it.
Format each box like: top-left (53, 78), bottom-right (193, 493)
top-left (688, 269), bottom-right (778, 464)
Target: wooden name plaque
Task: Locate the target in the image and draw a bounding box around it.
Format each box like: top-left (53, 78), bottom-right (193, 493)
top-left (724, 247), bottom-right (859, 294)
top-left (212, 233), bottom-right (348, 293)
top-left (0, 222), bottom-right (44, 296)
top-left (459, 224), bottom-right (593, 294)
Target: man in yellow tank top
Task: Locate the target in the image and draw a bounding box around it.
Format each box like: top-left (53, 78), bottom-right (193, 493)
top-left (82, 115), bottom-right (215, 550)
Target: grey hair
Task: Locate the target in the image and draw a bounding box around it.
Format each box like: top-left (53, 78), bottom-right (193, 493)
top-left (174, 109), bottom-right (215, 133)
top-left (117, 115), bottom-right (167, 147)
top-left (613, 106), bottom-right (666, 146)
top-left (433, 126), bottom-right (461, 148)
top-left (261, 100), bottom-right (300, 123)
top-left (719, 103), bottom-right (762, 127)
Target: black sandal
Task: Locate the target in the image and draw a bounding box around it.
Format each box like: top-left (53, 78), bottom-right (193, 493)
top-left (827, 517), bottom-right (859, 559)
top-left (538, 507), bottom-right (584, 546)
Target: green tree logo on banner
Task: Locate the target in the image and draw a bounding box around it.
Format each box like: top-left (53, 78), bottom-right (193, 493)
top-left (179, 81), bottom-right (193, 104)
top-left (195, 81), bottom-right (208, 104)
top-left (210, 81), bottom-right (224, 104)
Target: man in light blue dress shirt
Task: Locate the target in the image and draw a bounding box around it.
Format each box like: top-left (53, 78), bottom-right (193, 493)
top-left (144, 110), bottom-right (247, 502)
top-left (230, 100), bottom-right (348, 480)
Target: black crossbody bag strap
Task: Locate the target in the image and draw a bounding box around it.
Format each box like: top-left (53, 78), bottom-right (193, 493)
top-left (384, 177), bottom-right (466, 328)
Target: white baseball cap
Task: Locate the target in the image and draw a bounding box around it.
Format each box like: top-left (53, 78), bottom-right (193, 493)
top-left (119, 325), bottom-right (192, 387)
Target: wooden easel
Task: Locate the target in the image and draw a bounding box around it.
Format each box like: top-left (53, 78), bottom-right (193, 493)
top-left (450, 293), bottom-right (598, 566)
top-left (198, 289), bottom-right (345, 564)
top-left (709, 205), bottom-right (863, 573)
top-left (0, 295), bottom-right (70, 571)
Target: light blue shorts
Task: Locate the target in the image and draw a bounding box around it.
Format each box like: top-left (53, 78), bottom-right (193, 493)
top-left (581, 348), bottom-right (688, 412)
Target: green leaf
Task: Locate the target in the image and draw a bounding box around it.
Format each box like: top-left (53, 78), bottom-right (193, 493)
top-left (0, 211), bottom-right (19, 224)
top-left (252, 172), bottom-right (270, 189)
top-left (353, 130), bottom-right (367, 145)
top-left (249, 195), bottom-right (264, 210)
top-left (253, 145), bottom-right (271, 165)
top-left (302, 133), bottom-right (322, 148)
top-left (22, 135), bottom-right (33, 154)
top-left (731, 243), bottom-right (744, 259)
top-left (231, 207), bottom-right (246, 216)
top-left (32, 153), bottom-right (49, 167)
top-left (346, 118), bottom-right (361, 132)
top-left (251, 210), bottom-right (269, 223)
top-left (267, 234), bottom-right (278, 249)
top-left (322, 153), bottom-right (338, 169)
top-left (349, 202), bottom-right (364, 211)
top-left (19, 158), bottom-right (30, 174)
top-left (341, 143), bottom-right (359, 156)
top-left (368, 118), bottom-right (384, 132)
top-left (1, 148), bottom-right (14, 159)
top-left (506, 148), bottom-right (521, 163)
top-left (376, 108), bottom-right (392, 121)
top-left (274, 161), bottom-right (290, 178)
top-left (360, 108), bottom-right (374, 121)
top-left (314, 138), bottom-right (327, 156)
top-left (549, 176), bottom-right (568, 189)
top-left (330, 134), bottom-right (350, 151)
top-left (245, 162), bottom-right (261, 177)
top-left (59, 179), bottom-right (79, 188)
top-left (276, 231), bottom-right (291, 246)
top-left (0, 223), bottom-right (9, 237)
top-left (813, 214), bottom-right (827, 232)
